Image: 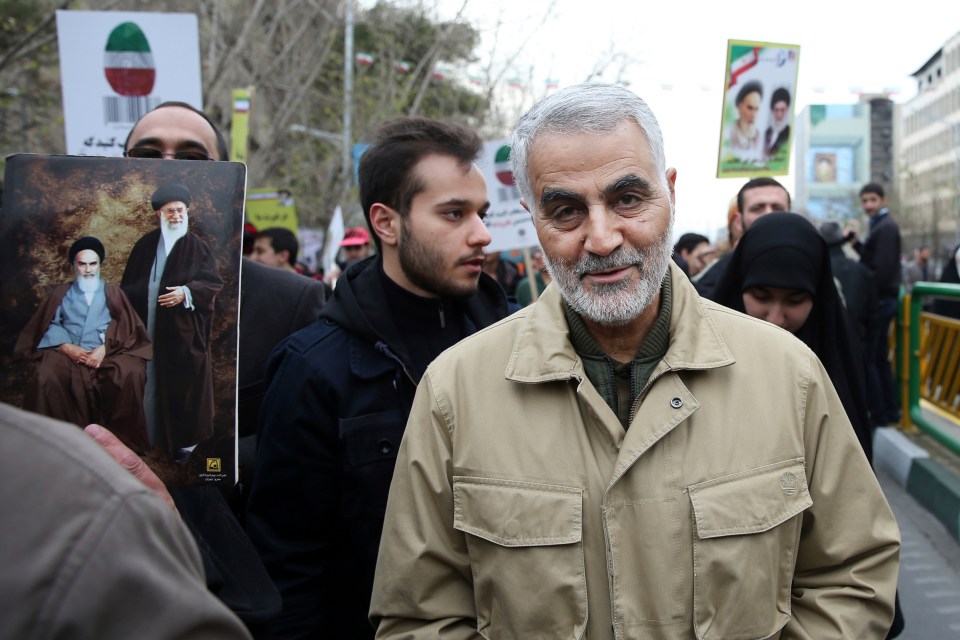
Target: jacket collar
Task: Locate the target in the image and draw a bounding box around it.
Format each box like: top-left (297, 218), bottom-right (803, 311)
top-left (323, 254), bottom-right (510, 381)
top-left (505, 262), bottom-right (734, 384)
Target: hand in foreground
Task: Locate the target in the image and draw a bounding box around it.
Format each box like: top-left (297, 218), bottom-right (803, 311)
top-left (84, 424), bottom-right (178, 515)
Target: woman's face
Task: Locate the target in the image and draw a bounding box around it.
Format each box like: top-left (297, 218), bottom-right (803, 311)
top-left (742, 286), bottom-right (813, 333)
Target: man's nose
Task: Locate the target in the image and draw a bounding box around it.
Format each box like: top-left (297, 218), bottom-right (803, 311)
top-left (583, 208), bottom-right (623, 256)
top-left (468, 213), bottom-right (492, 247)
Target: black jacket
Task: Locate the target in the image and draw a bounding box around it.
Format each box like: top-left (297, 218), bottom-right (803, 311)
top-left (245, 255), bottom-right (509, 639)
top-left (855, 210), bottom-right (901, 299)
top-left (827, 245), bottom-right (879, 356)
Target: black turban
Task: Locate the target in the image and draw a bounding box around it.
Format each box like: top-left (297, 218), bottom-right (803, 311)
top-left (151, 183), bottom-right (191, 211)
top-left (68, 236), bottom-right (105, 264)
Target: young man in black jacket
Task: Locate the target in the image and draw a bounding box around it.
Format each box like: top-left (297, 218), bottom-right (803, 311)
top-left (849, 182), bottom-right (902, 427)
top-left (245, 117), bottom-right (511, 638)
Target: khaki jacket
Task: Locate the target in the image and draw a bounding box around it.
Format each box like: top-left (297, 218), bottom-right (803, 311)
top-left (371, 264), bottom-right (900, 639)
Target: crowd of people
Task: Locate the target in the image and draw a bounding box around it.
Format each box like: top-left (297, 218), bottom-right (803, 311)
top-left (13, 79), bottom-right (960, 638)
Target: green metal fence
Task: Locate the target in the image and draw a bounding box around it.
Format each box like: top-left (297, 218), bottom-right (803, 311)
top-left (901, 282), bottom-right (960, 456)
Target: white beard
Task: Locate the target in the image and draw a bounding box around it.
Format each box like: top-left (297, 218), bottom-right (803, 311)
top-left (544, 213), bottom-right (674, 327)
top-left (77, 273), bottom-right (101, 294)
top-left (160, 212), bottom-right (189, 253)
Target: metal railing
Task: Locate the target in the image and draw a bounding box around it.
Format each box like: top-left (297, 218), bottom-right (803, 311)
top-left (901, 282), bottom-right (960, 455)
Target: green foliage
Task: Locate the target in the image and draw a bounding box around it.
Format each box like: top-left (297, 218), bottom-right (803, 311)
top-left (0, 0), bottom-right (495, 230)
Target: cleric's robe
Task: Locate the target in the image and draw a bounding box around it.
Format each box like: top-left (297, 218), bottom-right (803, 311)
top-left (121, 230), bottom-right (223, 451)
top-left (14, 281), bottom-right (152, 451)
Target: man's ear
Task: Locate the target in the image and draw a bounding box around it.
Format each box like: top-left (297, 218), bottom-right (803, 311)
top-left (520, 198), bottom-right (531, 214)
top-left (369, 203), bottom-right (399, 248)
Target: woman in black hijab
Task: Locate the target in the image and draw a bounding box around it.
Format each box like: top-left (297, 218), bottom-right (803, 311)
top-left (714, 212), bottom-right (904, 639)
top-left (712, 212), bottom-right (873, 461)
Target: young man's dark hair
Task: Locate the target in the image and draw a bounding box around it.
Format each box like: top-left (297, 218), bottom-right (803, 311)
top-left (358, 116), bottom-right (483, 251)
top-left (859, 182), bottom-right (885, 199)
top-left (673, 232), bottom-right (709, 255)
top-left (256, 227), bottom-right (299, 267)
top-left (123, 101), bottom-right (230, 161)
top-left (736, 176), bottom-right (791, 213)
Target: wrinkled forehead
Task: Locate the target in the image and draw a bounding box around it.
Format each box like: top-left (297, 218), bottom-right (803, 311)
top-left (127, 107), bottom-right (220, 159)
top-left (158, 200), bottom-right (188, 211)
top-left (74, 250), bottom-right (99, 264)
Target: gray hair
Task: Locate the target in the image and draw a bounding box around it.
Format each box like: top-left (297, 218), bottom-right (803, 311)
top-left (510, 84), bottom-right (667, 211)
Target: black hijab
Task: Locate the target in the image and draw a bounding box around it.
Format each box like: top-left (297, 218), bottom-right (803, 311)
top-left (712, 212), bottom-right (873, 460)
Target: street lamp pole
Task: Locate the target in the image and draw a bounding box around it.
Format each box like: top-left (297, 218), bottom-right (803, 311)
top-left (342, 0), bottom-right (354, 184)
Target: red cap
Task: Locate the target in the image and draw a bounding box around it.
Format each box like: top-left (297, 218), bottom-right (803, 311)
top-left (340, 227), bottom-right (371, 247)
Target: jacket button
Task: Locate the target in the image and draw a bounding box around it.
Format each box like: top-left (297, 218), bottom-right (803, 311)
top-left (670, 397), bottom-right (683, 409)
top-left (378, 439), bottom-right (393, 455)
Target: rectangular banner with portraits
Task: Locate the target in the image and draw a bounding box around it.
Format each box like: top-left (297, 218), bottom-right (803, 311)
top-left (717, 40), bottom-right (800, 179)
top-left (0, 154), bottom-right (245, 486)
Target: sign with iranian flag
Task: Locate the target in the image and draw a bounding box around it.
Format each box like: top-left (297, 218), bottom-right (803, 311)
top-left (476, 139), bottom-right (538, 253)
top-left (716, 39), bottom-right (800, 179)
top-left (56, 10), bottom-right (202, 157)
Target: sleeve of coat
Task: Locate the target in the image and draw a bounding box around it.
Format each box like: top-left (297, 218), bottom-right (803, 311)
top-left (244, 345), bottom-right (340, 637)
top-left (50, 486), bottom-right (252, 640)
top-left (370, 369), bottom-right (483, 639)
top-left (185, 241), bottom-right (225, 313)
top-left (784, 354), bottom-right (900, 639)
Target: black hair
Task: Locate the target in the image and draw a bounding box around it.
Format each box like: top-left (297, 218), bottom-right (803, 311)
top-left (256, 227), bottom-right (299, 266)
top-left (358, 117), bottom-right (482, 251)
top-left (859, 182), bottom-right (885, 199)
top-left (673, 233), bottom-right (709, 255)
top-left (124, 101), bottom-right (230, 161)
top-left (736, 177), bottom-right (791, 214)
top-left (735, 81), bottom-right (763, 106)
top-left (771, 87), bottom-right (791, 107)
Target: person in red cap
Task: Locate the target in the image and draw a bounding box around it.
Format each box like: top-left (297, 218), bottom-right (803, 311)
top-left (339, 226), bottom-right (372, 267)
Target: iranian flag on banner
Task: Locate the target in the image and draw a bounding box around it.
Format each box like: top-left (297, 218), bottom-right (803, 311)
top-left (103, 22), bottom-right (156, 96)
top-left (726, 44), bottom-right (759, 89)
top-left (494, 145), bottom-right (514, 186)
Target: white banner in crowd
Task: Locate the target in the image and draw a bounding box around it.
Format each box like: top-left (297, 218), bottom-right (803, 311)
top-left (56, 10), bottom-right (202, 157)
top-left (476, 139), bottom-right (538, 253)
top-left (322, 206), bottom-right (346, 274)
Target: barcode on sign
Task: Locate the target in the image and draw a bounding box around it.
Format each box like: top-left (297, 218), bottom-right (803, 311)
top-left (103, 95), bottom-right (162, 125)
top-left (497, 186), bottom-right (521, 203)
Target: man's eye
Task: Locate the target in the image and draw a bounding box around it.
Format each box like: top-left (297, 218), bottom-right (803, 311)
top-left (443, 210), bottom-right (463, 219)
top-left (550, 205), bottom-right (580, 221)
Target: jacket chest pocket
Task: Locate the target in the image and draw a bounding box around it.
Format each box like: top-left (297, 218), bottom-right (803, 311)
top-left (453, 477), bottom-right (587, 640)
top-left (688, 459), bottom-right (812, 640)
top-left (339, 409), bottom-right (407, 516)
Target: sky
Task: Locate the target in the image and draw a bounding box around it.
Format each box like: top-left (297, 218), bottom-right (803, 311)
top-left (426, 0), bottom-right (960, 243)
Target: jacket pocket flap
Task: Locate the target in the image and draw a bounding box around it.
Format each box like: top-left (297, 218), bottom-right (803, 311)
top-left (340, 409), bottom-right (407, 466)
top-left (688, 459), bottom-right (812, 539)
top-left (453, 477), bottom-right (582, 547)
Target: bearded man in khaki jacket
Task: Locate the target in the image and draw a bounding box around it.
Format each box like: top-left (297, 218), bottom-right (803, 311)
top-left (370, 83), bottom-right (900, 639)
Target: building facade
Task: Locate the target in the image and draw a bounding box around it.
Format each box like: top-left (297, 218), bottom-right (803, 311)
top-left (899, 30), bottom-right (960, 258)
top-left (793, 100), bottom-right (880, 224)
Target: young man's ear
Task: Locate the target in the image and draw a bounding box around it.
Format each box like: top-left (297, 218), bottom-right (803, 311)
top-left (369, 203), bottom-right (399, 248)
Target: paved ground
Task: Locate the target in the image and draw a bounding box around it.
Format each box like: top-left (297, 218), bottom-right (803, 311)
top-left (880, 467), bottom-right (960, 638)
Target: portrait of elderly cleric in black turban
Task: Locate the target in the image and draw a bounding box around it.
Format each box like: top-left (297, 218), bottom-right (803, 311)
top-left (0, 154), bottom-right (245, 485)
